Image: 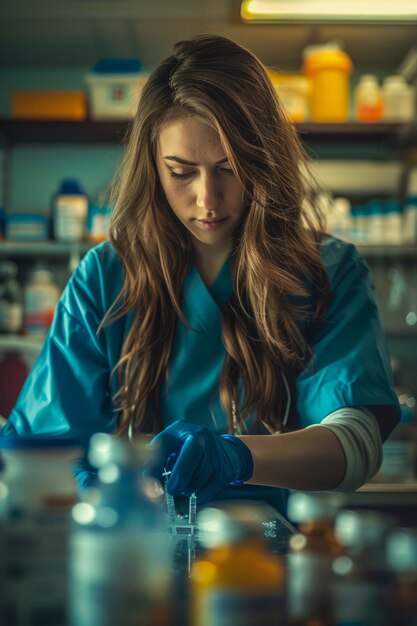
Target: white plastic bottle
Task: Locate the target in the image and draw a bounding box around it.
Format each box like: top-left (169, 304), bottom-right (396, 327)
top-left (355, 74), bottom-right (384, 122)
top-left (382, 76), bottom-right (415, 122)
top-left (24, 267), bottom-right (60, 338)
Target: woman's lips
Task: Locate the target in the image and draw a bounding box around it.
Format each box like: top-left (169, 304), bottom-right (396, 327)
top-left (195, 217), bottom-right (228, 231)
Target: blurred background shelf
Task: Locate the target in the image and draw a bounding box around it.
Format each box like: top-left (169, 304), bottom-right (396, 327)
top-left (0, 241), bottom-right (93, 256)
top-left (0, 119), bottom-right (412, 145)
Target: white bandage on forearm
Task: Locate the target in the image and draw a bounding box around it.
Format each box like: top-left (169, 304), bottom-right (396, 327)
top-left (311, 407), bottom-right (383, 492)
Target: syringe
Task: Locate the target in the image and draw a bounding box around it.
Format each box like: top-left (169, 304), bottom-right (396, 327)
top-left (189, 492), bottom-right (197, 526)
top-left (162, 468), bottom-right (177, 526)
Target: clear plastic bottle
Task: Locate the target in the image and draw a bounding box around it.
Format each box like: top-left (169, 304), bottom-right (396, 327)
top-left (355, 74), bottom-right (384, 122)
top-left (386, 528), bottom-right (417, 625)
top-left (286, 492), bottom-right (344, 626)
top-left (334, 509), bottom-right (396, 626)
top-left (24, 267), bottom-right (60, 338)
top-left (0, 434), bottom-right (80, 626)
top-left (69, 433), bottom-right (172, 626)
top-left (382, 76), bottom-right (415, 122)
top-left (383, 200), bottom-right (404, 246)
top-left (192, 503), bottom-right (286, 626)
top-left (0, 260), bottom-right (23, 334)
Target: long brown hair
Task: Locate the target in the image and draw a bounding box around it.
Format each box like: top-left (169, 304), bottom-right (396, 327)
top-left (103, 34), bottom-right (329, 435)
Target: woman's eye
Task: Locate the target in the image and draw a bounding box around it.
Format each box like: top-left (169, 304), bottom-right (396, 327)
top-left (221, 167), bottom-right (234, 175)
top-left (169, 171), bottom-right (195, 180)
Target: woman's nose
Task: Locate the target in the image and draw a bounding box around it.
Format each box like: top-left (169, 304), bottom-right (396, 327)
top-left (195, 174), bottom-right (220, 212)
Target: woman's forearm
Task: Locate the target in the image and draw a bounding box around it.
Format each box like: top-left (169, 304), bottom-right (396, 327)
top-left (238, 426), bottom-right (347, 491)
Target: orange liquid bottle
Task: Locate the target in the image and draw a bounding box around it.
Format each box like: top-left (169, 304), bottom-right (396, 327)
top-left (191, 503), bottom-right (286, 626)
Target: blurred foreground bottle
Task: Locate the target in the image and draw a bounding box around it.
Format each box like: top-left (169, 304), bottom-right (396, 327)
top-left (192, 503), bottom-right (285, 626)
top-left (386, 528), bottom-right (417, 626)
top-left (0, 435), bottom-right (79, 626)
top-left (286, 492), bottom-right (344, 626)
top-left (334, 509), bottom-right (396, 626)
top-left (69, 434), bottom-right (172, 626)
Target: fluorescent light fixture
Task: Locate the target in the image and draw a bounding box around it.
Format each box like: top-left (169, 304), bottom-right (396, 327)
top-left (241, 0), bottom-right (417, 23)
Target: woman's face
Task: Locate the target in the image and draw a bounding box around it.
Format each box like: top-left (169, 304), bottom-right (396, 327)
top-left (155, 116), bottom-right (245, 256)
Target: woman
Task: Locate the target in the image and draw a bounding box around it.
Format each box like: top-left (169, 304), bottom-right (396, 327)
top-left (2, 35), bottom-right (399, 508)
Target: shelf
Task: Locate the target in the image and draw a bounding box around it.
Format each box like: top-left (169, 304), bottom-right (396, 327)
top-left (0, 334), bottom-right (43, 353)
top-left (0, 241), bottom-right (93, 256)
top-left (0, 119), bottom-right (412, 145)
top-left (356, 245), bottom-right (417, 259)
top-left (0, 119), bottom-right (132, 144)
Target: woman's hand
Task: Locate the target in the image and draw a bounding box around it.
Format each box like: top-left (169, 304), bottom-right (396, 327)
top-left (146, 420), bottom-right (254, 504)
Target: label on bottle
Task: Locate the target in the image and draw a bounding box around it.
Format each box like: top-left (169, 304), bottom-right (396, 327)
top-left (55, 195), bottom-right (88, 242)
top-left (196, 589), bottom-right (285, 626)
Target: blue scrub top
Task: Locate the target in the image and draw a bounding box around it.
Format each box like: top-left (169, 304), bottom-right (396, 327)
top-left (1, 235), bottom-right (400, 503)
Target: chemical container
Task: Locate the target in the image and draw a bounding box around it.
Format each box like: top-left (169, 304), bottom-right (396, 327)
top-left (86, 58), bottom-right (148, 120)
top-left (24, 267), bottom-right (60, 338)
top-left (302, 45), bottom-right (353, 122)
top-left (382, 76), bottom-right (415, 122)
top-left (11, 90), bottom-right (87, 120)
top-left (52, 179), bottom-right (89, 242)
top-left (0, 261), bottom-right (23, 334)
top-left (355, 74), bottom-right (384, 122)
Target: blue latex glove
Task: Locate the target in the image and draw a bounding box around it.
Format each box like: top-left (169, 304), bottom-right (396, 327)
top-left (146, 420), bottom-right (254, 504)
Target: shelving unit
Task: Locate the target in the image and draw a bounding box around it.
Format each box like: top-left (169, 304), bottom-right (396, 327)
top-left (0, 241), bottom-right (92, 257)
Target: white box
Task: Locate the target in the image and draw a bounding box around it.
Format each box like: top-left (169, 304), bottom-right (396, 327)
top-left (85, 72), bottom-right (149, 120)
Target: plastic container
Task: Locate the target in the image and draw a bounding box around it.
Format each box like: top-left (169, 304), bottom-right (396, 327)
top-left (192, 503), bottom-right (285, 626)
top-left (382, 76), bottom-right (415, 122)
top-left (0, 261), bottom-right (23, 334)
top-left (302, 45), bottom-right (353, 122)
top-left (86, 58), bottom-right (148, 120)
top-left (0, 435), bottom-right (80, 625)
top-left (24, 267), bottom-right (60, 338)
top-left (70, 433), bottom-right (172, 626)
top-left (52, 179), bottom-right (89, 242)
top-left (268, 71), bottom-right (311, 122)
top-left (5, 212), bottom-right (49, 242)
top-left (383, 200), bottom-right (404, 245)
top-left (11, 90), bottom-right (87, 120)
top-left (355, 74), bottom-right (384, 122)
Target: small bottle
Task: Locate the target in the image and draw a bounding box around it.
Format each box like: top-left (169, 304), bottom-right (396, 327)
top-left (329, 197), bottom-right (352, 242)
top-left (192, 503), bottom-right (286, 626)
top-left (52, 179), bottom-right (89, 243)
top-left (24, 267), bottom-right (60, 338)
top-left (70, 433), bottom-right (172, 626)
top-left (355, 74), bottom-right (384, 122)
top-left (382, 76), bottom-right (415, 122)
top-left (0, 435), bottom-right (80, 625)
top-left (386, 528), bottom-right (417, 626)
top-left (383, 200), bottom-right (404, 246)
top-left (367, 199), bottom-right (385, 245)
top-left (0, 260), bottom-right (24, 334)
top-left (286, 492), bottom-right (344, 626)
top-left (334, 509), bottom-right (396, 626)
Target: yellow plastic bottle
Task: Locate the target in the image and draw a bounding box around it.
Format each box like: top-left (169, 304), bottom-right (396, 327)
top-left (191, 504), bottom-right (285, 626)
top-left (303, 45), bottom-right (353, 122)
